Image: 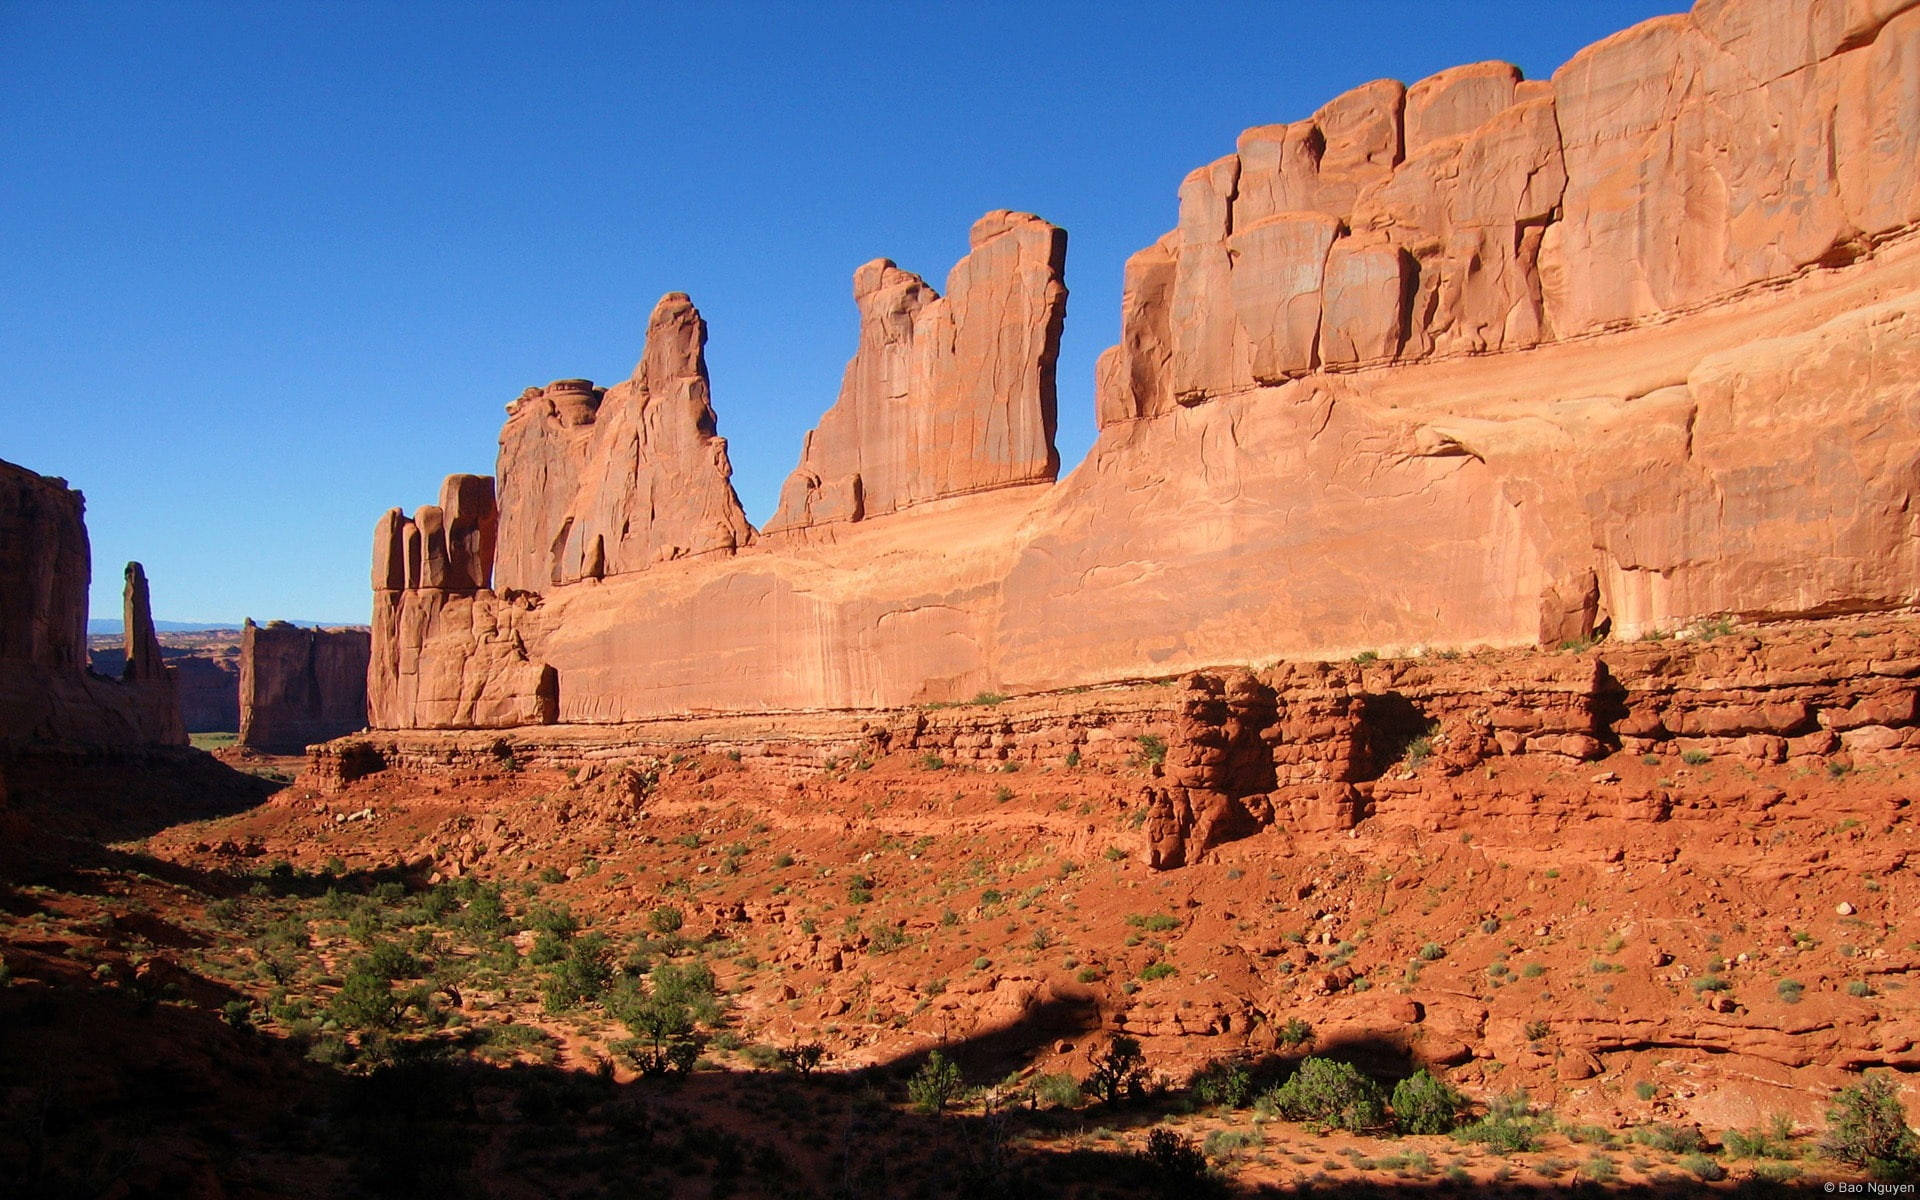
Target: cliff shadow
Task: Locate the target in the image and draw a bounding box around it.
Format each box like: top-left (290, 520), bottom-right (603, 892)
top-left (0, 748), bottom-right (285, 881)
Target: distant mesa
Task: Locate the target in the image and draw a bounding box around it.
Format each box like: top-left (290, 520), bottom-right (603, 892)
top-left (237, 619), bottom-right (370, 755)
top-left (359, 0), bottom-right (1920, 734)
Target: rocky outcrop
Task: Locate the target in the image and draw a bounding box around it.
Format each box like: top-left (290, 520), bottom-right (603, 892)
top-left (493, 293), bottom-right (752, 591)
top-left (1094, 0), bottom-right (1920, 417)
top-left (0, 459), bottom-right (185, 750)
top-left (764, 211), bottom-right (1067, 536)
top-left (237, 621), bottom-right (371, 753)
top-left (362, 0), bottom-right (1920, 733)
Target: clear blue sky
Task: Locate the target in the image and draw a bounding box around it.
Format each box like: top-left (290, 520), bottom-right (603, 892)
top-left (1, 1), bottom-right (1679, 625)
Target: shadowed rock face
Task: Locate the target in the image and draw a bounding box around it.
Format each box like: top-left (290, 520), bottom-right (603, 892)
top-left (764, 211), bottom-right (1068, 536)
top-left (237, 622), bottom-right (370, 754)
top-left (0, 459), bottom-right (185, 749)
top-left (364, 0), bottom-right (1920, 732)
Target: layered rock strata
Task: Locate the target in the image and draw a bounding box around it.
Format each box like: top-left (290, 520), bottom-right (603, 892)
top-left (367, 0), bottom-right (1920, 732)
top-left (0, 459), bottom-right (185, 750)
top-left (237, 621), bottom-right (371, 753)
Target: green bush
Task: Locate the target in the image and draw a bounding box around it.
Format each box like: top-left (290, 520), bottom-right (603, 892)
top-left (1392, 1069), bottom-right (1468, 1134)
top-left (908, 1050), bottom-right (964, 1114)
top-left (1265, 1057), bottom-right (1387, 1132)
top-left (1454, 1090), bottom-right (1543, 1154)
top-left (1823, 1074), bottom-right (1919, 1177)
top-left (1136, 735), bottom-right (1168, 767)
top-left (1278, 1017), bottom-right (1314, 1048)
top-left (1033, 1072), bottom-right (1083, 1108)
top-left (648, 905), bottom-right (684, 935)
top-left (1630, 1122), bottom-right (1705, 1154)
top-left (1188, 1058), bottom-right (1254, 1109)
top-left (542, 932), bottom-right (612, 1012)
top-left (1679, 1153), bottom-right (1725, 1181)
top-left (331, 967), bottom-right (400, 1031)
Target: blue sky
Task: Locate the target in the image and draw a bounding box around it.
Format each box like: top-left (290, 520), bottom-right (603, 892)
top-left (0, 1), bottom-right (1679, 624)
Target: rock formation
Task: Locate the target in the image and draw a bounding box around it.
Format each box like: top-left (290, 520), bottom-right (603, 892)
top-left (237, 621), bottom-right (371, 753)
top-left (363, 0), bottom-right (1920, 734)
top-left (764, 211), bottom-right (1067, 535)
top-left (0, 459), bottom-right (185, 749)
top-left (493, 293), bottom-right (753, 591)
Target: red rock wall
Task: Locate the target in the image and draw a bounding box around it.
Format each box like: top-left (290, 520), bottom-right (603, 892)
top-left (491, 293), bottom-right (752, 593)
top-left (364, 0), bottom-right (1920, 733)
top-left (0, 459), bottom-right (185, 749)
top-left (1094, 0), bottom-right (1920, 419)
top-left (237, 621), bottom-right (371, 753)
top-left (764, 211), bottom-right (1067, 536)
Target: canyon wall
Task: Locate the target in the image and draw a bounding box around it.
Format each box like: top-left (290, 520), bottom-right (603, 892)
top-left (368, 0), bottom-right (1920, 733)
top-left (0, 459), bottom-right (185, 750)
top-left (237, 621), bottom-right (371, 754)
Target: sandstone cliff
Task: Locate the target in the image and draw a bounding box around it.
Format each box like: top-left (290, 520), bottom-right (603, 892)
top-left (365, 0), bottom-right (1920, 732)
top-left (0, 459), bottom-right (186, 749)
top-left (237, 621), bottom-right (370, 754)
top-left (492, 293), bottom-right (753, 592)
top-left (764, 211), bottom-right (1067, 536)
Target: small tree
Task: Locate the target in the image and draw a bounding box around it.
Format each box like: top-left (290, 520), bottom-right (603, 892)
top-left (909, 1050), bottom-right (964, 1114)
top-left (779, 1041), bottom-right (826, 1077)
top-left (1823, 1074), bottom-right (1918, 1178)
top-left (1085, 1035), bottom-right (1150, 1105)
top-left (620, 991), bottom-right (696, 1076)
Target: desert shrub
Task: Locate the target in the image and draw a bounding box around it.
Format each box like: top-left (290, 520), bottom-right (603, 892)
top-left (332, 966), bottom-right (400, 1031)
top-left (1188, 1058), bottom-right (1254, 1109)
top-left (1136, 1128), bottom-right (1219, 1196)
top-left (1630, 1122), bottom-right (1705, 1154)
top-left (542, 931), bottom-right (612, 1012)
top-left (1136, 735), bottom-right (1168, 767)
top-left (1278, 1017), bottom-right (1315, 1048)
top-left (1392, 1069), bottom-right (1468, 1134)
top-left (648, 904), bottom-right (684, 935)
top-left (1139, 962), bottom-right (1177, 982)
top-left (1033, 1072), bottom-right (1082, 1108)
top-left (1203, 1127), bottom-right (1260, 1161)
top-left (1679, 1153), bottom-right (1725, 1181)
top-left (908, 1050), bottom-right (964, 1114)
top-left (525, 900), bottom-right (577, 939)
top-left (1085, 1035), bottom-right (1149, 1105)
top-left (1265, 1057), bottom-right (1387, 1132)
top-left (1777, 978), bottom-right (1805, 1004)
top-left (1823, 1074), bottom-right (1919, 1177)
top-left (1417, 941), bottom-right (1446, 961)
top-left (1455, 1089), bottom-right (1543, 1154)
top-left (1125, 911), bottom-right (1180, 933)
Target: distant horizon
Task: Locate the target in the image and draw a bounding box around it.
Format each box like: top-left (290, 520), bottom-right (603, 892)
top-left (6, 1), bottom-right (1682, 623)
top-left (84, 616), bottom-right (370, 633)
